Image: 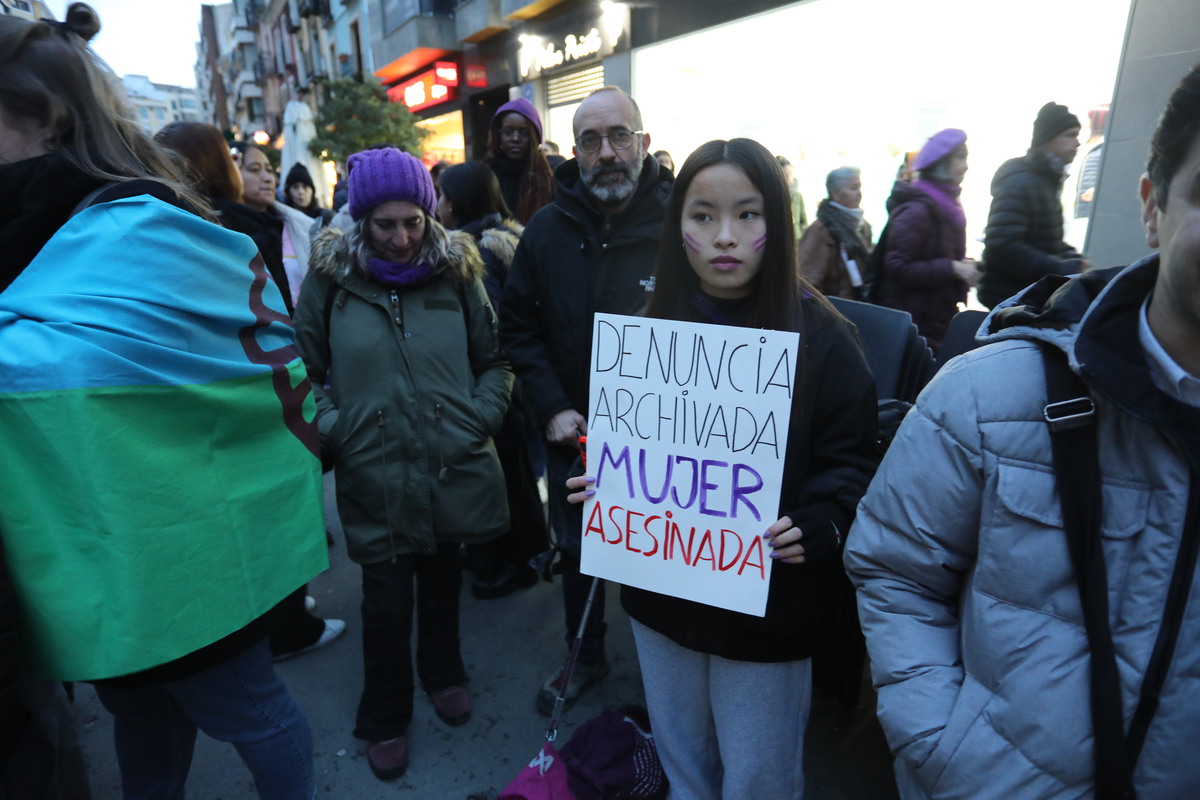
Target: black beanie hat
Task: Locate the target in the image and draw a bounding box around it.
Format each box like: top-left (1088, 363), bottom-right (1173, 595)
top-left (284, 162), bottom-right (315, 190)
top-left (1031, 102), bottom-right (1081, 148)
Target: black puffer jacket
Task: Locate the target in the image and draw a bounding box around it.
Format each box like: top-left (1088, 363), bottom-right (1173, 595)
top-left (500, 156), bottom-right (671, 427)
top-left (979, 149), bottom-right (1083, 308)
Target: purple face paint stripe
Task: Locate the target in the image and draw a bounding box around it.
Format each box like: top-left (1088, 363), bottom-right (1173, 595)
top-left (684, 232), bottom-right (703, 253)
top-left (753, 234), bottom-right (767, 252)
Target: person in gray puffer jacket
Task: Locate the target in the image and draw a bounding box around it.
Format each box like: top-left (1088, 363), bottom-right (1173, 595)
top-left (293, 148), bottom-right (512, 781)
top-left (845, 63), bottom-right (1200, 800)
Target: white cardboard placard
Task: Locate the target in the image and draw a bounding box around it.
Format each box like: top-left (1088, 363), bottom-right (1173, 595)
top-left (580, 313), bottom-right (800, 617)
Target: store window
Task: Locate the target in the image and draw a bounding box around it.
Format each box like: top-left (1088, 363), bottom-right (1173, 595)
top-left (633, 0), bottom-right (1131, 257)
top-left (417, 110), bottom-right (465, 165)
top-left (545, 64), bottom-right (605, 150)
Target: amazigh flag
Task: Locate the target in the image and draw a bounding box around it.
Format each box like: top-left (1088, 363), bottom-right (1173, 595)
top-left (0, 195), bottom-right (328, 681)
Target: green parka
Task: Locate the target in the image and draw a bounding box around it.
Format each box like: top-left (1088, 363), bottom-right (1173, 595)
top-left (294, 226), bottom-right (512, 564)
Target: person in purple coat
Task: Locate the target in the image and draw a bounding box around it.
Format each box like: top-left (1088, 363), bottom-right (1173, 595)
top-left (880, 128), bottom-right (981, 352)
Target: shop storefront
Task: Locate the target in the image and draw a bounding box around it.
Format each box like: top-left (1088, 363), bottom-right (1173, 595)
top-left (460, 36), bottom-right (518, 161)
top-left (387, 61), bottom-right (466, 165)
top-left (512, 1), bottom-right (630, 148)
top-left (631, 0), bottom-right (1131, 256)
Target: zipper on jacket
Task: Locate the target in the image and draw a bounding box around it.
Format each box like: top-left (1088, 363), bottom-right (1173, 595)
top-left (389, 290), bottom-right (404, 330)
top-left (377, 409), bottom-right (399, 562)
top-left (433, 404), bottom-right (448, 483)
top-left (601, 218), bottom-right (612, 250)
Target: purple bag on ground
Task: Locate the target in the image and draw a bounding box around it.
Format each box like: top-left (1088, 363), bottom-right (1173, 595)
top-left (498, 743), bottom-right (574, 800)
top-left (560, 711), bottom-right (666, 800)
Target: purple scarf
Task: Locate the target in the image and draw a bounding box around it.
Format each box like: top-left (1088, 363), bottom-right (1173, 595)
top-left (912, 179), bottom-right (966, 235)
top-left (368, 257), bottom-right (436, 289)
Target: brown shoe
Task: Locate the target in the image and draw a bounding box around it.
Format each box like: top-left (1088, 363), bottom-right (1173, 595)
top-left (367, 737), bottom-right (409, 781)
top-left (428, 685), bottom-right (471, 726)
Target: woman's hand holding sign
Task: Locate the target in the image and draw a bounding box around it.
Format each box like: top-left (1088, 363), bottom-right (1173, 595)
top-left (565, 474), bottom-right (595, 504)
top-left (567, 473), bottom-right (809, 564)
top-left (763, 516), bottom-right (807, 564)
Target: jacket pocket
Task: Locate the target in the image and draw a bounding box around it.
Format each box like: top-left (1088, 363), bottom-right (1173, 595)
top-left (912, 674), bottom-right (992, 793)
top-left (978, 462), bottom-right (1149, 619)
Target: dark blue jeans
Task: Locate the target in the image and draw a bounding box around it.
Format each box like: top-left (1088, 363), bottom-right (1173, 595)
top-left (354, 543), bottom-right (467, 741)
top-left (94, 639), bottom-right (313, 800)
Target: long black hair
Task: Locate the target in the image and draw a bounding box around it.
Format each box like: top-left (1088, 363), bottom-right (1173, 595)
top-left (645, 138), bottom-right (831, 332)
top-left (486, 115), bottom-right (553, 224)
top-left (438, 161), bottom-right (513, 228)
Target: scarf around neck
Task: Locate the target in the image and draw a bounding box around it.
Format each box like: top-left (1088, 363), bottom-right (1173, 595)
top-left (815, 198), bottom-right (873, 266)
top-left (912, 178), bottom-right (966, 233)
top-left (368, 257), bottom-right (436, 289)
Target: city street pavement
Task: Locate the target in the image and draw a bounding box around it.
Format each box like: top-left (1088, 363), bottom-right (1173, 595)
top-left (72, 475), bottom-right (899, 798)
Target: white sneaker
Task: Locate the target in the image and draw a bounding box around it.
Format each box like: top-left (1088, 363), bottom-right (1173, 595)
top-left (273, 619), bottom-right (346, 662)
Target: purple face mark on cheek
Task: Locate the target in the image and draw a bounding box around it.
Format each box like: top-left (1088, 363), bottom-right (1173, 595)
top-left (683, 232), bottom-right (703, 253)
top-left (752, 234), bottom-right (767, 252)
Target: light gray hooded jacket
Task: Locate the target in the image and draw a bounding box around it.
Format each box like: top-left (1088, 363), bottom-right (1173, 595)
top-left (845, 256), bottom-right (1200, 799)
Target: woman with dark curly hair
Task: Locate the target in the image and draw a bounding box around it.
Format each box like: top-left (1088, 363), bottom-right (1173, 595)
top-left (486, 98), bottom-right (554, 224)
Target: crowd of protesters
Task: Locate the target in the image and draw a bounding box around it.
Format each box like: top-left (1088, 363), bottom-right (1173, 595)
top-left (4, 4), bottom-right (1200, 800)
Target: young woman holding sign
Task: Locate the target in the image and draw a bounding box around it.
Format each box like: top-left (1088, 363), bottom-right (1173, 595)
top-left (568, 138), bottom-right (878, 798)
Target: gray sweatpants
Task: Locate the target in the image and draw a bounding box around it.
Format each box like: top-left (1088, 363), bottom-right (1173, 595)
top-left (630, 618), bottom-right (812, 800)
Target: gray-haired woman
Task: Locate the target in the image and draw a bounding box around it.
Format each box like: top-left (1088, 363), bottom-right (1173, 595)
top-left (798, 166), bottom-right (874, 299)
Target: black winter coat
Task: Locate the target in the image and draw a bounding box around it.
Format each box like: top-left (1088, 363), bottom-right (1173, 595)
top-left (621, 300), bottom-right (879, 662)
top-left (212, 197), bottom-right (295, 315)
top-left (979, 149), bottom-right (1083, 309)
top-left (499, 156), bottom-right (671, 427)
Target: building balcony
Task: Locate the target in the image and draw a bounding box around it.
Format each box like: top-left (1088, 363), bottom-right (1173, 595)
top-left (456, 0), bottom-right (508, 43)
top-left (237, 80), bottom-right (264, 104)
top-left (373, 7), bottom-right (458, 84)
top-left (499, 0), bottom-right (568, 21)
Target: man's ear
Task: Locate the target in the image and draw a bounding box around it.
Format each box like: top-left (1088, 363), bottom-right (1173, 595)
top-left (641, 132), bottom-right (651, 155)
top-left (572, 145), bottom-right (579, 159)
top-left (1140, 174), bottom-right (1160, 250)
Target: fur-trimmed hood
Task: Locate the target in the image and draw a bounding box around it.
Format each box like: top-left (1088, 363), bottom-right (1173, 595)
top-left (475, 217), bottom-right (524, 273)
top-left (309, 225), bottom-right (485, 287)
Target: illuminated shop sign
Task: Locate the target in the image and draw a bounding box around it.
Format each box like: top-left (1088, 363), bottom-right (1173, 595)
top-left (518, 2), bottom-right (629, 79)
top-left (387, 62), bottom-right (460, 112)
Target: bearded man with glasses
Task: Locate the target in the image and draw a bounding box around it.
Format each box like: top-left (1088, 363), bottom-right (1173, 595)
top-left (500, 86), bottom-right (672, 714)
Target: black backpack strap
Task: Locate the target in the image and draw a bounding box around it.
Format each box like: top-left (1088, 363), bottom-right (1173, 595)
top-left (70, 181), bottom-right (123, 217)
top-left (1041, 346), bottom-right (1136, 800)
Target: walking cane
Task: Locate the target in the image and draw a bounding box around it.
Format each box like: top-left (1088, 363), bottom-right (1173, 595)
top-left (545, 574), bottom-right (601, 743)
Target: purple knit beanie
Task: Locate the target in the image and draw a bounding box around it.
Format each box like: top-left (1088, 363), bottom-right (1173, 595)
top-left (913, 128), bottom-right (967, 171)
top-left (346, 148), bottom-right (436, 221)
top-left (492, 97), bottom-right (543, 142)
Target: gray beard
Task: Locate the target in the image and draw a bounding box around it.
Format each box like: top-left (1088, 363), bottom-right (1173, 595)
top-left (581, 153), bottom-right (643, 206)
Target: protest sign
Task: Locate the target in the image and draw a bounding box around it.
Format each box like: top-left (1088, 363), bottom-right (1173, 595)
top-left (580, 312), bottom-right (800, 617)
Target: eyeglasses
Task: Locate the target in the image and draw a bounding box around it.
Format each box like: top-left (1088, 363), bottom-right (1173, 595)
top-left (499, 126), bottom-right (532, 141)
top-left (575, 129), bottom-right (645, 154)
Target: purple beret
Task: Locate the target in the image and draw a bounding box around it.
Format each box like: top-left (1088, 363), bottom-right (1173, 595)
top-left (913, 128), bottom-right (968, 171)
top-left (345, 148), bottom-right (436, 221)
top-left (492, 97), bottom-right (543, 142)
